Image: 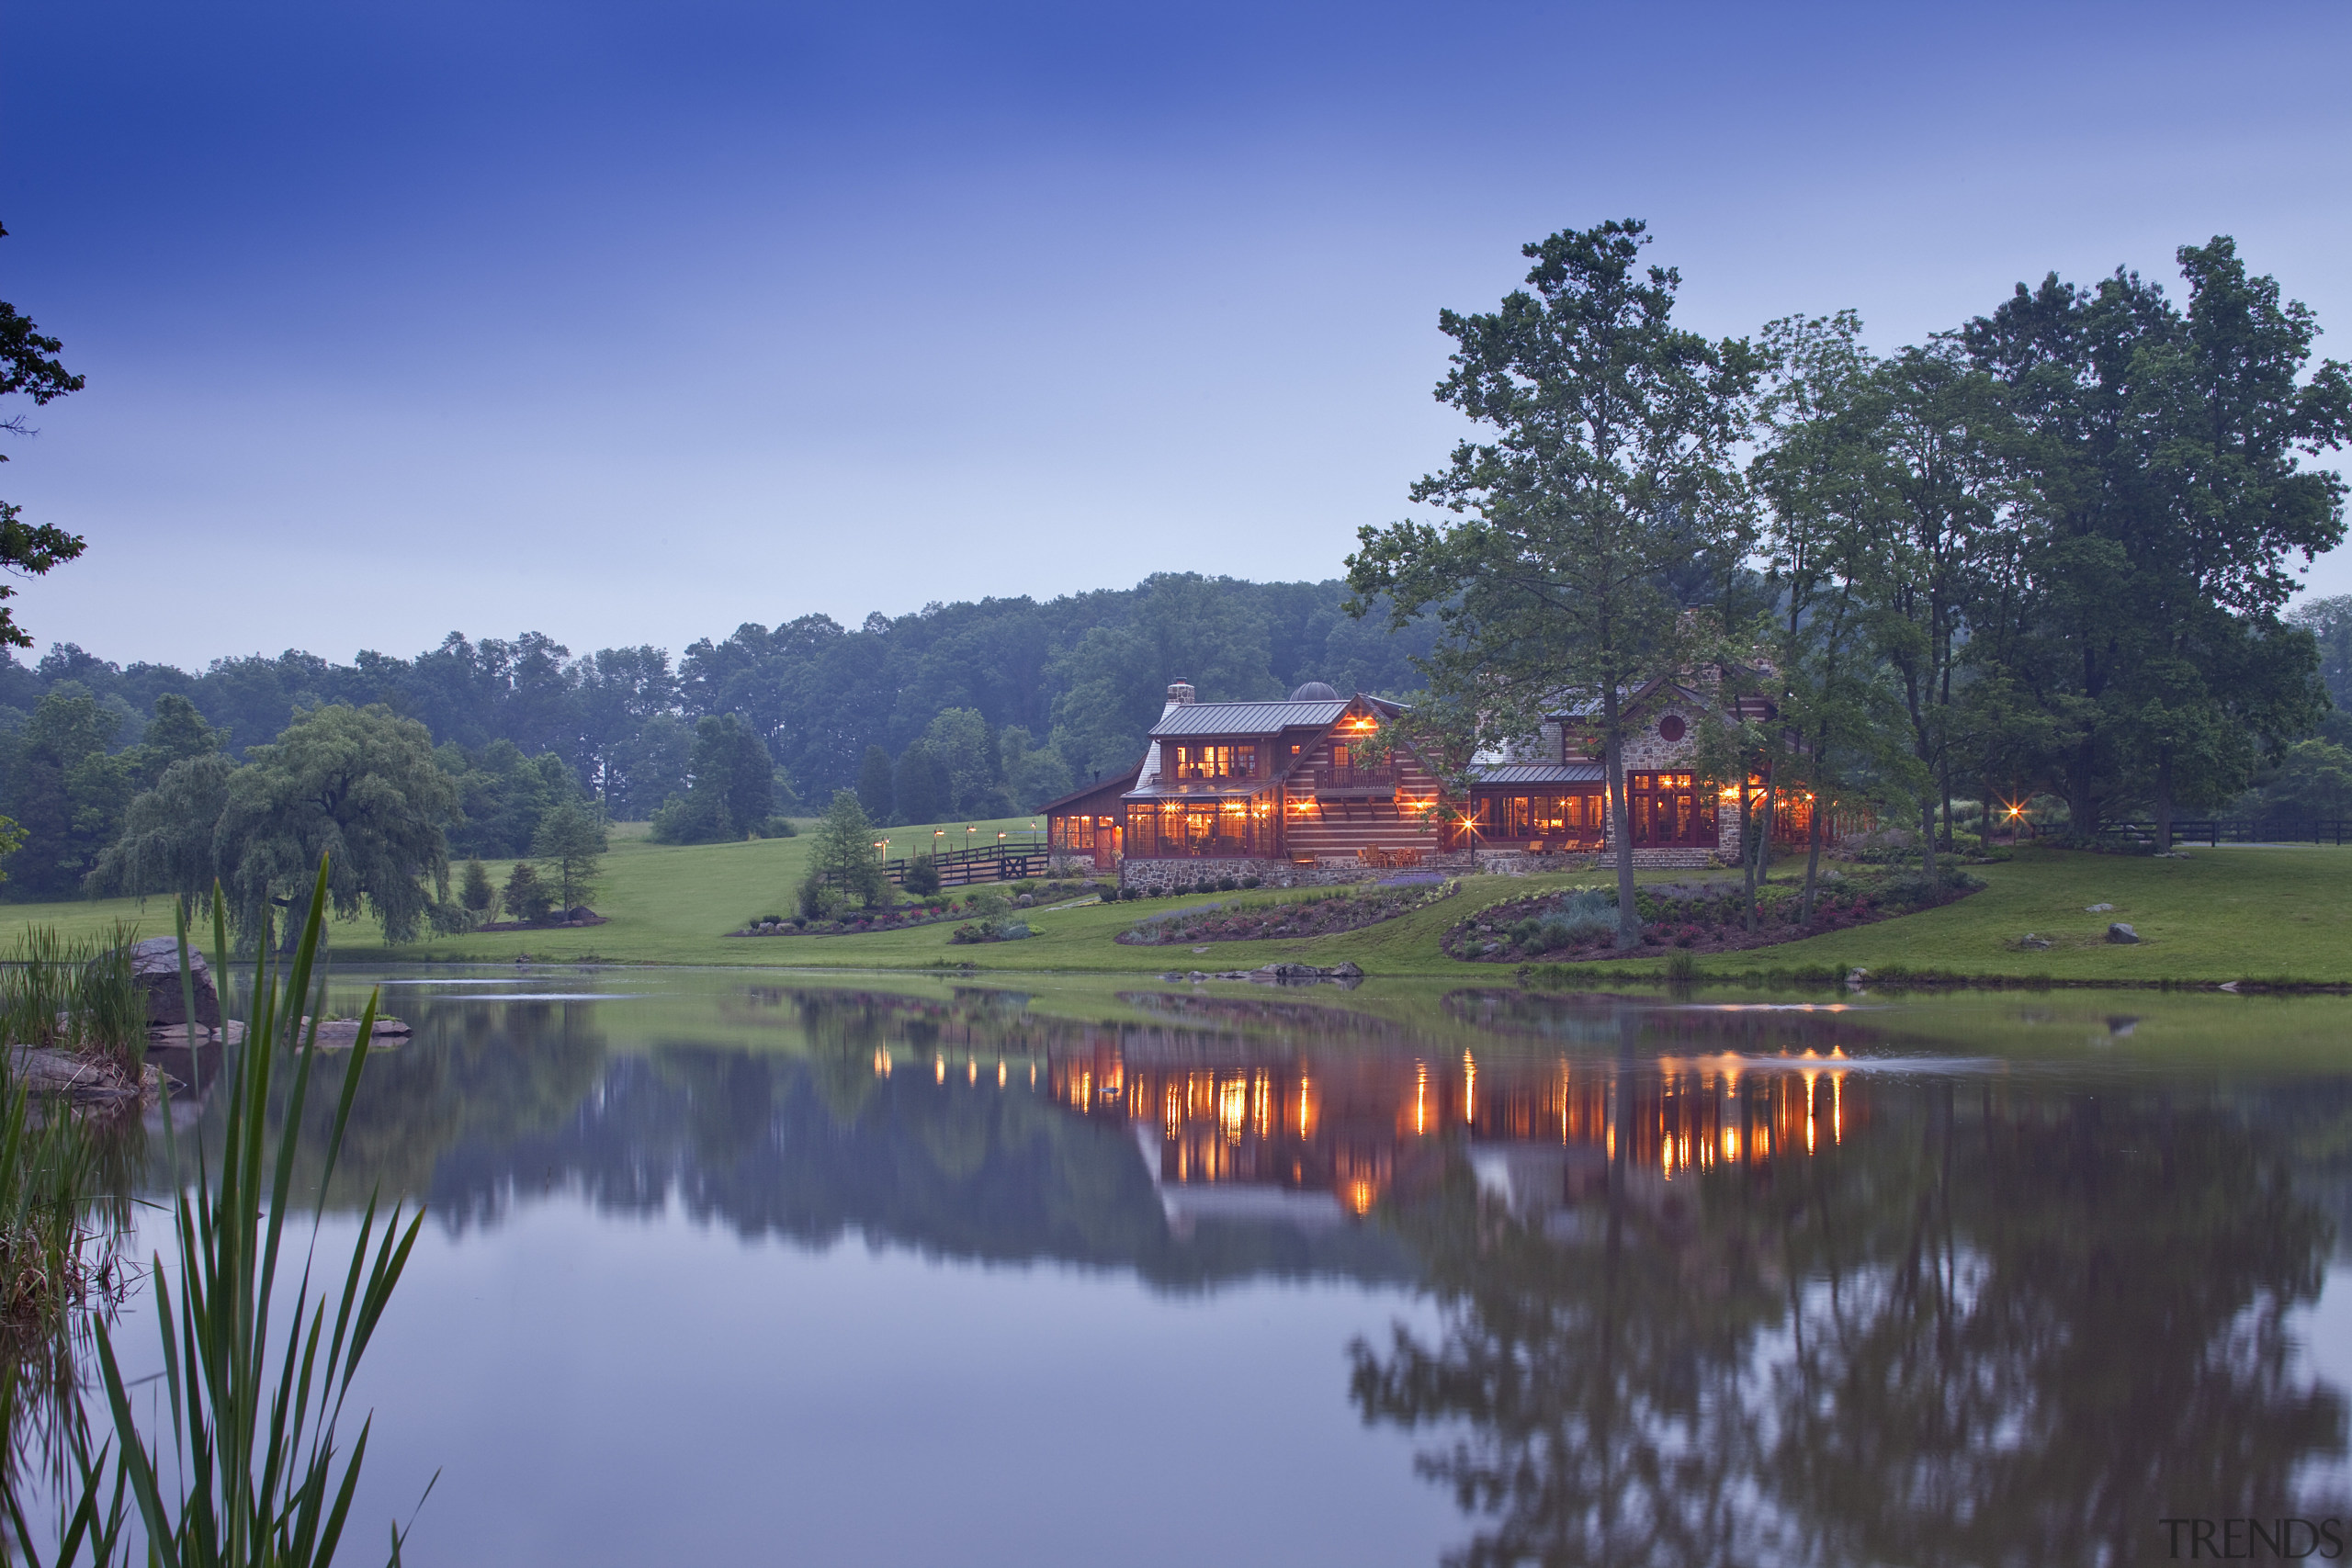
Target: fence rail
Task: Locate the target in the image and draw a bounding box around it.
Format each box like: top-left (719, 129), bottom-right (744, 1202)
top-left (2093, 818), bottom-right (2352, 847)
top-left (825, 840), bottom-right (1055, 890)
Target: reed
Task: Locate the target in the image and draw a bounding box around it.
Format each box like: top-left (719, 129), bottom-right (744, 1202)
top-left (15, 859), bottom-right (427, 1566)
top-left (0, 925), bottom-right (148, 1077)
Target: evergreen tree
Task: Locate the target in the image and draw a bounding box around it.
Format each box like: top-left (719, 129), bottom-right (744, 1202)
top-left (500, 860), bottom-right (553, 924)
top-left (459, 857), bottom-right (495, 916)
top-left (531, 799), bottom-right (608, 911)
top-left (799, 790), bottom-right (887, 913)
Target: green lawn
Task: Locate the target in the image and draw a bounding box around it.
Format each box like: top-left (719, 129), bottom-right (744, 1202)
top-left (3, 835), bottom-right (2348, 986)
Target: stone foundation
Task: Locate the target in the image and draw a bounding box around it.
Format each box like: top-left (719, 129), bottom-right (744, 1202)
top-left (1118, 852), bottom-right (1477, 892)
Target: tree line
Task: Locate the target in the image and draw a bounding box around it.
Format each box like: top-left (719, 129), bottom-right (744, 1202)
top-left (0, 572), bottom-right (1436, 900)
top-left (1352, 220), bottom-right (2350, 948)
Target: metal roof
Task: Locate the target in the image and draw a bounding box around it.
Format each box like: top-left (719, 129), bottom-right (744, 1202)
top-left (1148, 699), bottom-right (1351, 738)
top-left (1122, 780), bottom-right (1277, 801)
top-left (1471, 763), bottom-right (1605, 785)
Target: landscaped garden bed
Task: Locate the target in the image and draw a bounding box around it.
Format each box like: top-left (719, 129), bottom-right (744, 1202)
top-left (1442, 870), bottom-right (1982, 963)
top-left (730, 878), bottom-right (1104, 938)
top-left (1116, 879), bottom-right (1457, 945)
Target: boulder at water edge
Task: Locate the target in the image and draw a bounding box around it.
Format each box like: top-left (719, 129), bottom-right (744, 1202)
top-left (124, 936), bottom-right (222, 1029)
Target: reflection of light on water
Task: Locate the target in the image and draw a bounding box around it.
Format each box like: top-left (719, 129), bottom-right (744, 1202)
top-left (935, 1055), bottom-right (945, 1085)
top-left (1348, 1179), bottom-right (1373, 1215)
top-left (998, 1059), bottom-right (1006, 1089)
top-left (1464, 1051), bottom-right (1476, 1125)
top-left (1414, 1061), bottom-right (1428, 1136)
top-left (1220, 1079), bottom-right (1246, 1144)
top-left (873, 1049), bottom-right (891, 1078)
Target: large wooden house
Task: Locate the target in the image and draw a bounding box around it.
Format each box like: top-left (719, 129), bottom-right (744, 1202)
top-left (1046, 681), bottom-right (1446, 883)
top-left (1046, 674), bottom-right (1861, 882)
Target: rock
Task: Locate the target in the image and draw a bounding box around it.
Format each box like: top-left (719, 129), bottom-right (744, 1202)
top-left (123, 936), bottom-right (222, 1030)
top-left (2019, 933), bottom-right (2052, 950)
top-left (1329, 962), bottom-right (1363, 978)
top-left (2085, 903), bottom-right (2113, 913)
top-left (1160, 971), bottom-right (1184, 981)
top-left (1213, 970), bottom-right (1250, 980)
top-left (299, 1015), bottom-right (413, 1048)
top-left (1186, 971), bottom-right (1208, 982)
top-left (9, 1044), bottom-right (146, 1101)
top-left (148, 1021), bottom-right (247, 1046)
top-left (2106, 922), bottom-right (2140, 944)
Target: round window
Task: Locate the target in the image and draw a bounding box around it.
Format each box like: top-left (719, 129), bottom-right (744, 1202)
top-left (1658, 714), bottom-right (1686, 743)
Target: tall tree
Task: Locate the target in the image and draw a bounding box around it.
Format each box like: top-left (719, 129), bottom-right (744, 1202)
top-left (0, 686), bottom-right (132, 898)
top-left (1748, 313), bottom-right (1913, 921)
top-left (0, 221), bottom-right (88, 649)
top-left (892, 741), bottom-right (948, 827)
top-left (1348, 220), bottom-right (1758, 947)
top-left (854, 743), bottom-right (896, 824)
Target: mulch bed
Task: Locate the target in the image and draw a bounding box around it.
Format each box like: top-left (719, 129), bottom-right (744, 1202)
top-left (1118, 883), bottom-right (1454, 945)
top-left (1443, 876), bottom-right (1981, 963)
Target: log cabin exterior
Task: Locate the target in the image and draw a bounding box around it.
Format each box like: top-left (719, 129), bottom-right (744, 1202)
top-left (1046, 681), bottom-right (1446, 886)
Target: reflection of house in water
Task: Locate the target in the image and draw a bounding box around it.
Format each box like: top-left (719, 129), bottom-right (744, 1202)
top-left (1044, 1020), bottom-right (1865, 1235)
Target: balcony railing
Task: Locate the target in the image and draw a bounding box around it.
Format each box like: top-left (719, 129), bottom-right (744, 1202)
top-left (1317, 764), bottom-right (1394, 791)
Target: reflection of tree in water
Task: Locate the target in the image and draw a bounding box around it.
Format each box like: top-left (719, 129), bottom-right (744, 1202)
top-left (148, 996), bottom-right (614, 1225)
top-left (1351, 1073), bottom-right (2347, 1567)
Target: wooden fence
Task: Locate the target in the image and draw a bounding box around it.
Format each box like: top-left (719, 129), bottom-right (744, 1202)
top-left (2094, 818), bottom-right (2352, 847)
top-left (825, 841), bottom-right (1055, 890)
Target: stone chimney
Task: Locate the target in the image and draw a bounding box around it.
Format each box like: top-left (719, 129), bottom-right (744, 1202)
top-left (1164, 679), bottom-right (1195, 712)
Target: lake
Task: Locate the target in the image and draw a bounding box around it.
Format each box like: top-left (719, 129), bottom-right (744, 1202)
top-left (106, 970), bottom-right (2352, 1564)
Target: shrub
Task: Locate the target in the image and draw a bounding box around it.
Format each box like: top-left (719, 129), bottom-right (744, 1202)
top-left (1241, 875), bottom-right (1261, 889)
top-left (902, 854), bottom-right (942, 897)
top-left (1216, 876), bottom-right (1238, 892)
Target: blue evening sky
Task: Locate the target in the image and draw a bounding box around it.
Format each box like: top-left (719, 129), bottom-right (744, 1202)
top-left (4, 1), bottom-right (2347, 668)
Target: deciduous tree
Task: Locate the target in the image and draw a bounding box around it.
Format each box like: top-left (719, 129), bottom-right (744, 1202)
top-left (1349, 220), bottom-right (1758, 947)
top-left (0, 221), bottom-right (87, 649)
top-left (213, 703), bottom-right (457, 947)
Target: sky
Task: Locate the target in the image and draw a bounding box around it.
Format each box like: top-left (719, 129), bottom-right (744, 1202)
top-left (3, 0), bottom-right (2349, 671)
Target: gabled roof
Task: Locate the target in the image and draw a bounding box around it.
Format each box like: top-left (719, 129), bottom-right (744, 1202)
top-left (1148, 698), bottom-right (1350, 738)
top-left (1037, 763), bottom-right (1142, 816)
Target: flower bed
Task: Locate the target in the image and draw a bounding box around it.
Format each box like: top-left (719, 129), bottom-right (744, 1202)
top-left (1117, 881), bottom-right (1456, 946)
top-left (1442, 872), bottom-right (1981, 963)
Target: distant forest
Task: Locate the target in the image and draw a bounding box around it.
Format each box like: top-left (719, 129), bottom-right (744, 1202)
top-left (0, 570), bottom-right (1437, 837)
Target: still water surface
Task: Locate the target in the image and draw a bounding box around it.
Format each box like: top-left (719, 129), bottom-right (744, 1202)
top-left (120, 971), bottom-right (2352, 1564)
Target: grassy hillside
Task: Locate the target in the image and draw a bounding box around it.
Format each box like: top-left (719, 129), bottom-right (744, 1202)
top-left (4, 834), bottom-right (2349, 986)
